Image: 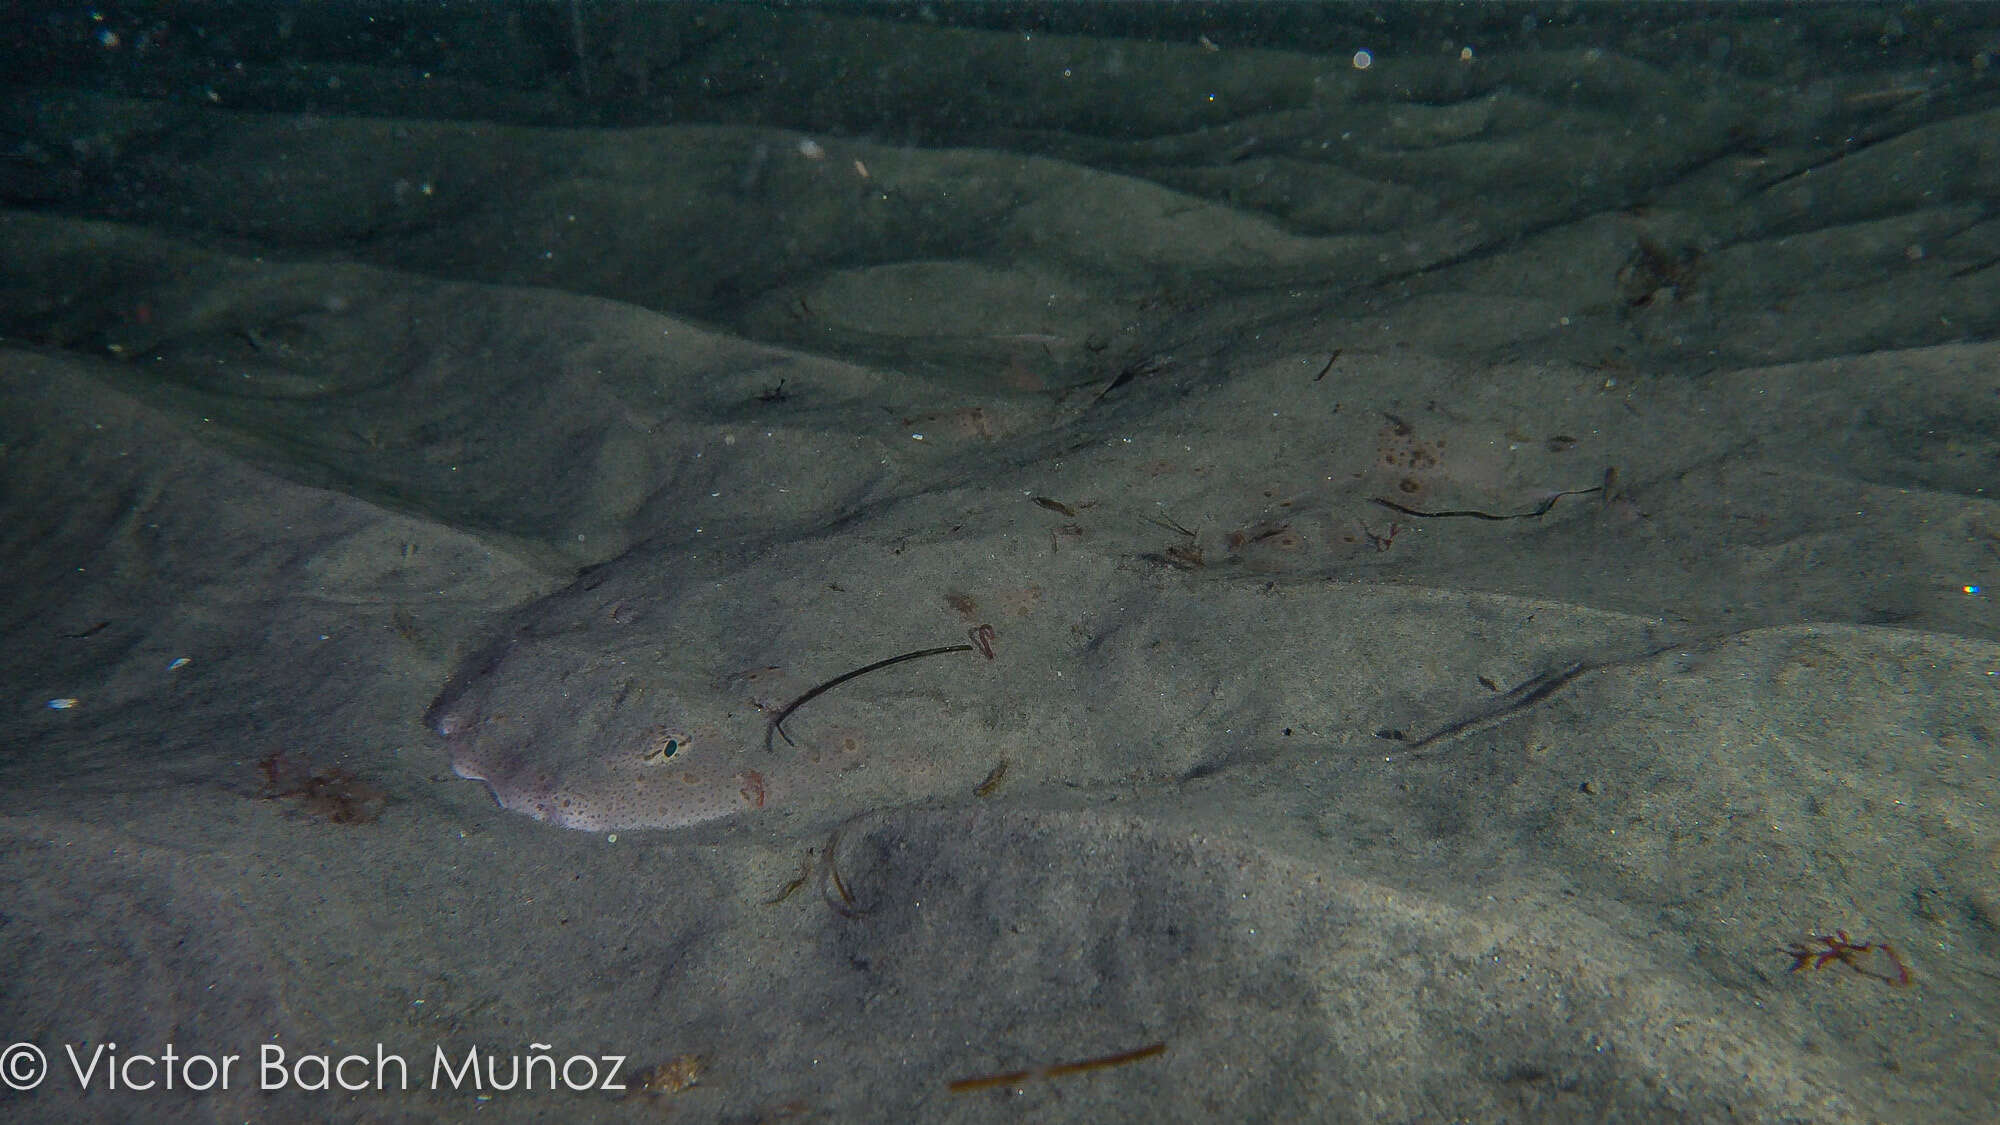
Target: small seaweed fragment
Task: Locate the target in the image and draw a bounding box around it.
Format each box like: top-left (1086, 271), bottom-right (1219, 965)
top-left (1226, 521), bottom-right (1295, 551)
top-left (1390, 638), bottom-right (1688, 757)
top-left (1089, 354), bottom-right (1167, 406)
top-left (764, 854), bottom-right (814, 905)
top-left (622, 1053), bottom-right (705, 1101)
top-left (1780, 930), bottom-right (1913, 988)
top-left (1357, 519), bottom-right (1403, 552)
top-left (948, 1041), bottom-right (1167, 1093)
top-left (256, 751), bottom-right (387, 824)
top-left (1371, 481), bottom-right (1603, 522)
top-left (1617, 235), bottom-right (1705, 307)
top-left (973, 759), bottom-right (1009, 798)
top-left (967, 623), bottom-right (997, 660)
top-left (819, 826), bottom-right (867, 919)
top-left (764, 641), bottom-right (979, 751)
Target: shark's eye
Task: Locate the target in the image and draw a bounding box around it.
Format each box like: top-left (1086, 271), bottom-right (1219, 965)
top-left (642, 728), bottom-right (691, 762)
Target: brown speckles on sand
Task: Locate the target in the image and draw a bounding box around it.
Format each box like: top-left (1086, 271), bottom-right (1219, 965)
top-left (736, 769), bottom-right (767, 809)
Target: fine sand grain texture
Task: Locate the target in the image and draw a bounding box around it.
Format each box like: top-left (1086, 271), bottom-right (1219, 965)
top-left (2, 5), bottom-right (1998, 1122)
